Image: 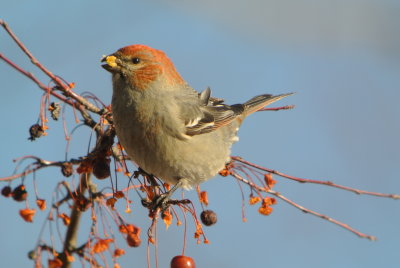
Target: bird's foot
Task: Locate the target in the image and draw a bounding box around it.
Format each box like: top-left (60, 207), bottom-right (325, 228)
top-left (141, 192), bottom-right (171, 212)
top-left (141, 180), bottom-right (185, 213)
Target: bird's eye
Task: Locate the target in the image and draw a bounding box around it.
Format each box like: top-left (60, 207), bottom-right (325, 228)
top-left (132, 57), bottom-right (140, 64)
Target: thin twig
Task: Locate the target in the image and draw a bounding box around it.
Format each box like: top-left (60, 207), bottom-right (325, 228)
top-left (0, 165), bottom-right (41, 182)
top-left (0, 53), bottom-right (103, 134)
top-left (230, 171), bottom-right (376, 240)
top-left (0, 20), bottom-right (103, 115)
top-left (232, 156), bottom-right (400, 199)
top-left (0, 53), bottom-right (74, 106)
top-left (0, 157), bottom-right (82, 182)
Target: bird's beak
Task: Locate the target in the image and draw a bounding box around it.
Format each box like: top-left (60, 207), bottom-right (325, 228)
top-left (101, 55), bottom-right (118, 72)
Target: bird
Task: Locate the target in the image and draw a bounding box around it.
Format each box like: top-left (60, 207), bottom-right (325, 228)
top-left (101, 44), bottom-right (292, 198)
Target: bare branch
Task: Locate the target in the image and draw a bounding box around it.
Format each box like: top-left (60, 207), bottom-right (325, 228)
top-left (230, 171), bottom-right (377, 240)
top-left (0, 157), bottom-right (82, 182)
top-left (0, 53), bottom-right (74, 106)
top-left (232, 156), bottom-right (400, 199)
top-left (60, 173), bottom-right (91, 268)
top-left (0, 20), bottom-right (103, 115)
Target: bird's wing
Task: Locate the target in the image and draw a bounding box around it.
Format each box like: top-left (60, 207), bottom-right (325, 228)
top-left (183, 104), bottom-right (244, 136)
top-left (180, 89), bottom-right (293, 136)
top-left (198, 87), bottom-right (224, 105)
top-left (180, 88), bottom-right (244, 136)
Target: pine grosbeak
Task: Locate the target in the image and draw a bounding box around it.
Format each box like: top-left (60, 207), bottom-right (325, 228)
top-left (102, 44), bottom-right (292, 190)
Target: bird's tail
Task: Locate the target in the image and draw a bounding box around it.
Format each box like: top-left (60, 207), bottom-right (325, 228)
top-left (243, 92), bottom-right (294, 116)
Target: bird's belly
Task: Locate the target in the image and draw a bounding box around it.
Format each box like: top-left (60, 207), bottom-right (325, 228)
top-left (116, 125), bottom-right (233, 189)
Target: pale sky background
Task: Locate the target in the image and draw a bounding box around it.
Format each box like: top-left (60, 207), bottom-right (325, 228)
top-left (1, 1), bottom-right (400, 267)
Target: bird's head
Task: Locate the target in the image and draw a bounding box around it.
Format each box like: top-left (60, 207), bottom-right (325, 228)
top-left (102, 44), bottom-right (184, 91)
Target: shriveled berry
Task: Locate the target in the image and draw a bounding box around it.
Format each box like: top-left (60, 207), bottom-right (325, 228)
top-left (93, 157), bottom-right (111, 180)
top-left (12, 184), bottom-right (28, 202)
top-left (61, 162), bottom-right (73, 177)
top-left (49, 102), bottom-right (61, 121)
top-left (28, 124), bottom-right (44, 141)
top-left (27, 250), bottom-right (37, 260)
top-left (126, 233), bottom-right (141, 247)
top-left (114, 191), bottom-right (125, 199)
top-left (170, 255), bottom-right (196, 268)
top-left (200, 210), bottom-right (217, 226)
top-left (76, 196), bottom-right (91, 211)
top-left (1, 186), bottom-right (12, 197)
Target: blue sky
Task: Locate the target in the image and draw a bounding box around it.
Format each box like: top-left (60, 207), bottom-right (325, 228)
top-left (1, 1), bottom-right (400, 267)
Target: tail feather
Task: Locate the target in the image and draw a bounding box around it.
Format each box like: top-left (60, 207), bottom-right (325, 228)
top-left (243, 93), bottom-right (294, 116)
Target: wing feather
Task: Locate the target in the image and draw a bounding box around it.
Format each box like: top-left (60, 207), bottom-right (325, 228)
top-left (180, 88), bottom-right (293, 136)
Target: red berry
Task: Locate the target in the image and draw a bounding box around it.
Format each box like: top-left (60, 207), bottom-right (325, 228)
top-left (170, 255), bottom-right (196, 268)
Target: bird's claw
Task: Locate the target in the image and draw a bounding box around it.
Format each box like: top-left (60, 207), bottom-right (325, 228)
top-left (141, 192), bottom-right (170, 212)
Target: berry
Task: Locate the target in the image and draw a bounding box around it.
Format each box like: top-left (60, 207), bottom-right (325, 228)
top-left (12, 184), bottom-right (28, 202)
top-left (170, 255), bottom-right (196, 268)
top-left (200, 210), bottom-right (217, 226)
top-left (1, 186), bottom-right (12, 197)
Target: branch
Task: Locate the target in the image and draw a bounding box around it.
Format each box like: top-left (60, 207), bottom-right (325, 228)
top-left (230, 171), bottom-right (376, 240)
top-left (0, 157), bottom-right (82, 182)
top-left (0, 53), bottom-right (74, 106)
top-left (232, 156), bottom-right (400, 199)
top-left (60, 173), bottom-right (90, 268)
top-left (0, 20), bottom-right (103, 115)
top-left (0, 52), bottom-right (105, 134)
